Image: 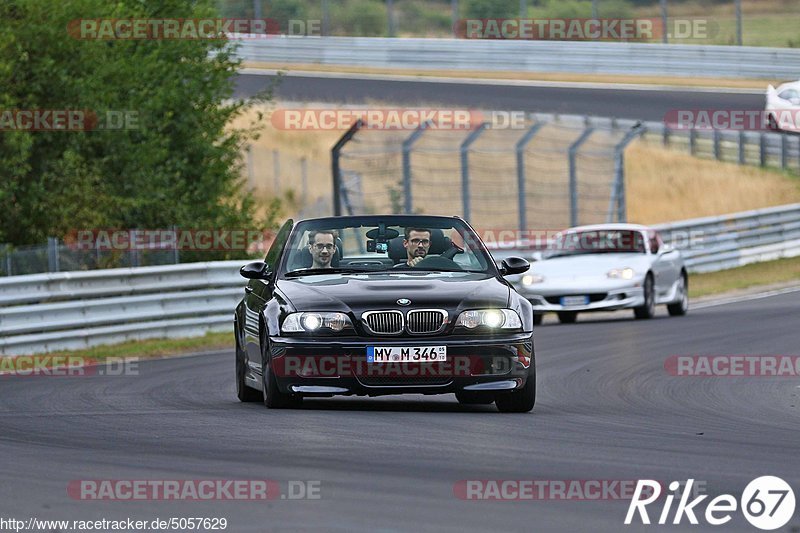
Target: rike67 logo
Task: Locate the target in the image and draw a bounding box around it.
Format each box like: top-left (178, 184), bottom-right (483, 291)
top-left (625, 477), bottom-right (795, 530)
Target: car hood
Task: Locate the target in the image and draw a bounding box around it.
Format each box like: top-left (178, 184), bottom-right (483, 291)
top-left (528, 253), bottom-right (652, 278)
top-left (276, 272), bottom-right (509, 315)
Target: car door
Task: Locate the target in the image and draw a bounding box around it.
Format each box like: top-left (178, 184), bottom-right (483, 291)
top-left (244, 219), bottom-right (293, 366)
top-left (649, 231), bottom-right (680, 298)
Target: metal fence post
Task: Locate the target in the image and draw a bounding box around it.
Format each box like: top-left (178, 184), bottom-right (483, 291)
top-left (713, 129), bottom-right (721, 160)
top-left (735, 0), bottom-right (742, 46)
top-left (322, 0), bottom-right (330, 36)
top-left (760, 133), bottom-right (767, 167)
top-left (402, 120), bottom-right (432, 214)
top-left (331, 119), bottom-right (363, 216)
top-left (781, 134), bottom-right (788, 170)
top-left (459, 123), bottom-right (488, 221)
top-left (739, 131), bottom-right (746, 164)
top-left (3, 244), bottom-right (11, 276)
top-left (47, 237), bottom-right (60, 272)
top-left (568, 127), bottom-right (595, 227)
top-left (172, 225), bottom-right (180, 264)
top-left (660, 0), bottom-right (668, 44)
top-left (387, 0), bottom-right (395, 37)
top-left (689, 128), bottom-right (697, 156)
top-left (515, 122), bottom-right (545, 233)
top-left (663, 123), bottom-right (670, 146)
top-left (609, 125), bottom-right (644, 223)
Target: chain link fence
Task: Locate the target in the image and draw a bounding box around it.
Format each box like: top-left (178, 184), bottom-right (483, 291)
top-left (217, 0), bottom-right (798, 47)
top-left (333, 115), bottom-right (643, 232)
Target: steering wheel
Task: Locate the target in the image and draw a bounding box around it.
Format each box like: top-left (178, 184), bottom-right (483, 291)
top-left (440, 244), bottom-right (464, 260)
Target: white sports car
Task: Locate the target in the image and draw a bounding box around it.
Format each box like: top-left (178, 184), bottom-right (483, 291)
top-left (508, 224), bottom-right (688, 324)
top-left (766, 80), bottom-right (800, 132)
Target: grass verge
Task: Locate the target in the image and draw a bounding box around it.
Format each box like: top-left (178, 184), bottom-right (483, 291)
top-left (689, 255), bottom-right (800, 298)
top-left (242, 62), bottom-right (770, 91)
top-left (0, 331), bottom-right (232, 364)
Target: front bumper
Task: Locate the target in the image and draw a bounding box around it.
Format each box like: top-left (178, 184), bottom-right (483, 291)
top-left (266, 333), bottom-right (533, 397)
top-left (516, 281), bottom-right (645, 312)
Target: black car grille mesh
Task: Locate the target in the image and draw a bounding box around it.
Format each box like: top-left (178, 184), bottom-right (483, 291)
top-left (406, 310), bottom-right (447, 334)
top-left (356, 375), bottom-right (452, 387)
top-left (363, 311), bottom-right (404, 335)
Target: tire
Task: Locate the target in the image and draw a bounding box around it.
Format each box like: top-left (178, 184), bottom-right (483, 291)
top-left (236, 329), bottom-right (260, 402)
top-left (495, 360), bottom-right (536, 413)
top-left (455, 391), bottom-right (495, 405)
top-left (533, 313), bottom-right (543, 326)
top-left (634, 274), bottom-right (656, 319)
top-left (557, 311), bottom-right (577, 324)
top-left (667, 273), bottom-right (689, 317)
top-left (261, 338), bottom-right (301, 409)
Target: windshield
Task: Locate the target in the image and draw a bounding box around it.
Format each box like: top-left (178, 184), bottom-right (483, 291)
top-left (279, 216), bottom-right (494, 276)
top-left (544, 229), bottom-right (646, 258)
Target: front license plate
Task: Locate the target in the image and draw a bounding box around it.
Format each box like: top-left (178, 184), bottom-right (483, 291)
top-left (367, 346), bottom-right (447, 363)
top-left (561, 295), bottom-right (589, 306)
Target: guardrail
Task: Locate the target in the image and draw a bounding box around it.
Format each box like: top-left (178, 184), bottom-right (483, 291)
top-left (1, 204), bottom-right (799, 355)
top-left (232, 36), bottom-right (800, 79)
top-left (0, 262), bottom-right (243, 356)
top-left (654, 203), bottom-right (800, 273)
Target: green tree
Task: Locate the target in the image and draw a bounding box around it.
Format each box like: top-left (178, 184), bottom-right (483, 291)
top-left (0, 0), bottom-right (274, 254)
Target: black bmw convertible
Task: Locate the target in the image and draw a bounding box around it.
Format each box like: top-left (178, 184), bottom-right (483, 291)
top-left (234, 215), bottom-right (536, 412)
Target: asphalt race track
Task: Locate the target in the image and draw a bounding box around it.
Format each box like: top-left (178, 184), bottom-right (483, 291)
top-left (233, 73), bottom-right (764, 122)
top-left (1, 291), bottom-right (798, 531)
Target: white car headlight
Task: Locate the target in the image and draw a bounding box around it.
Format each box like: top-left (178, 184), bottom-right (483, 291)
top-left (607, 267), bottom-right (635, 280)
top-left (522, 274), bottom-right (545, 285)
top-left (455, 309), bottom-right (522, 330)
top-left (282, 312), bottom-right (351, 333)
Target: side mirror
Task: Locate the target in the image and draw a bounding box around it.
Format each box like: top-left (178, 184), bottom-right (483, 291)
top-left (240, 261), bottom-right (271, 280)
top-left (500, 256), bottom-right (530, 276)
top-left (660, 244), bottom-right (675, 254)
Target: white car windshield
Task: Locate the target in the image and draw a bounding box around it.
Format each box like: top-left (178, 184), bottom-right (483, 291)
top-left (544, 229), bottom-right (647, 258)
top-left (279, 216), bottom-right (494, 276)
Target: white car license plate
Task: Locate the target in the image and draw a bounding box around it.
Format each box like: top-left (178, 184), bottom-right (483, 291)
top-left (367, 346), bottom-right (446, 363)
top-left (561, 295), bottom-right (589, 306)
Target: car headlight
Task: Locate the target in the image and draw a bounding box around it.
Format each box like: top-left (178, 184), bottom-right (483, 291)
top-left (521, 274), bottom-right (545, 285)
top-left (282, 312), bottom-right (352, 333)
top-left (455, 309), bottom-right (522, 330)
top-left (607, 267), bottom-right (635, 280)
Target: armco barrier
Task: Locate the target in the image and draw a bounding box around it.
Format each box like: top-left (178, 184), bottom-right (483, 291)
top-left (231, 36), bottom-right (800, 80)
top-left (1, 205), bottom-right (799, 355)
top-left (0, 261), bottom-right (243, 356)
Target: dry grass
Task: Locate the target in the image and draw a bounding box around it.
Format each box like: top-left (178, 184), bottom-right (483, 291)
top-left (690, 255), bottom-right (800, 297)
top-left (233, 103), bottom-right (800, 227)
top-left (243, 63), bottom-right (771, 91)
top-left (625, 141), bottom-right (800, 224)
